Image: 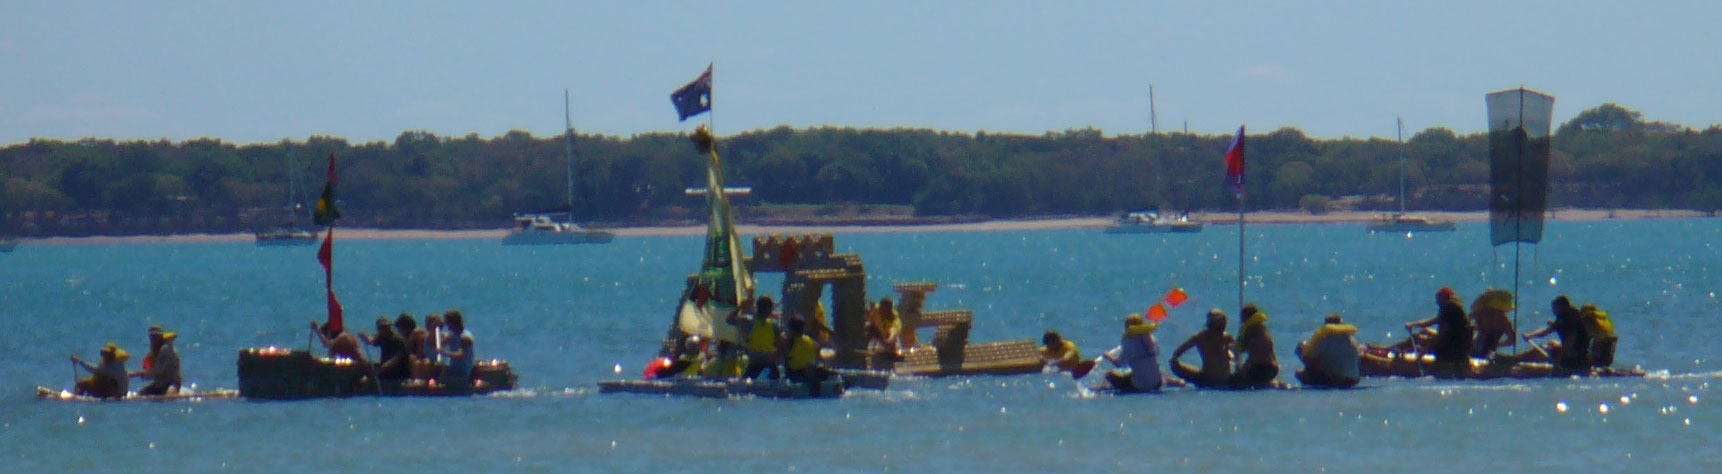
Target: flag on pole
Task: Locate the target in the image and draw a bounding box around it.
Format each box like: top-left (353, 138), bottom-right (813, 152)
top-left (312, 154), bottom-right (341, 225)
top-left (317, 230), bottom-right (344, 334)
top-left (672, 63), bottom-right (713, 121)
top-left (1224, 125), bottom-right (1246, 198)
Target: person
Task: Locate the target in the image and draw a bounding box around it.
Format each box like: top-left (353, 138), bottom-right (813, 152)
top-left (362, 315), bottom-right (410, 381)
top-left (1170, 310), bottom-right (1235, 388)
top-left (1469, 289), bottom-right (1516, 358)
top-left (728, 297), bottom-right (782, 380)
top-left (1580, 304), bottom-right (1617, 369)
top-left (72, 343), bottom-right (130, 398)
top-left (700, 340), bottom-right (747, 379)
top-left (1040, 330), bottom-right (1095, 379)
top-left (1102, 314), bottom-right (1163, 393)
top-left (1520, 296), bottom-right (1589, 370)
top-left (865, 298), bottom-right (903, 358)
top-left (783, 317), bottom-right (836, 396)
top-left (437, 310), bottom-right (475, 384)
top-left (131, 326), bottom-right (182, 396)
top-left (409, 313), bottom-right (442, 380)
top-left (310, 320), bottom-right (366, 364)
top-left (1404, 287), bottom-right (1473, 377)
top-left (1233, 304), bottom-right (1280, 389)
top-left (1295, 315), bottom-right (1361, 388)
top-left (660, 336), bottom-right (706, 379)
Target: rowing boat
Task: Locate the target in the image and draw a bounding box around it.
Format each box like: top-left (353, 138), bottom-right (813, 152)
top-left (35, 386), bottom-right (239, 402)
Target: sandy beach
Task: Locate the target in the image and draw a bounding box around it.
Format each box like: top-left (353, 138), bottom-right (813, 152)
top-left (16, 209), bottom-right (1710, 245)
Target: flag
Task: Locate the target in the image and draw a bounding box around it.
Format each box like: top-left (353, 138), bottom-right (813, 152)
top-left (312, 154), bottom-right (341, 225)
top-left (1146, 303), bottom-right (1169, 323)
top-left (671, 63), bottom-right (713, 121)
top-left (317, 229), bottom-right (344, 334)
top-left (1163, 287), bottom-right (1189, 308)
top-left (1224, 125), bottom-right (1245, 198)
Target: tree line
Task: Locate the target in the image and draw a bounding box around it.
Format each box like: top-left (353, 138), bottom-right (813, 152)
top-left (1, 103), bottom-right (1718, 236)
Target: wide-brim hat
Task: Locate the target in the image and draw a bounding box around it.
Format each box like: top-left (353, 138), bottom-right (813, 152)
top-left (101, 342), bottom-right (130, 362)
top-left (149, 325), bottom-right (178, 342)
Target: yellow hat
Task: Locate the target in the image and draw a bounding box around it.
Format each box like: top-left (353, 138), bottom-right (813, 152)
top-left (101, 343), bottom-right (130, 362)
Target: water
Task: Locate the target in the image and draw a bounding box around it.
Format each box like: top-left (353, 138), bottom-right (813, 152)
top-left (3, 220), bottom-right (1719, 471)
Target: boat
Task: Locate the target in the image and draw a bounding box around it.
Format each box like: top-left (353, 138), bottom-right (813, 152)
top-left (599, 127), bottom-right (1040, 399)
top-left (0, 238), bottom-right (16, 252)
top-left (1103, 210), bottom-right (1204, 234)
top-left (500, 91), bottom-right (614, 246)
top-left (1368, 118), bottom-right (1455, 233)
top-left (254, 151), bottom-right (318, 246)
top-left (36, 386), bottom-right (239, 402)
top-left (1357, 345), bottom-right (1643, 380)
top-left (235, 348), bottom-right (517, 400)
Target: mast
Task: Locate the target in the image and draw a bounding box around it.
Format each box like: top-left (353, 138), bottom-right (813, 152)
top-left (564, 90), bottom-right (576, 218)
top-left (1397, 117), bottom-right (1407, 215)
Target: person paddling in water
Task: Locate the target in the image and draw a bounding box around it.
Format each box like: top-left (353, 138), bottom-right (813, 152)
top-left (1102, 314), bottom-right (1164, 394)
top-left (310, 320), bottom-right (367, 365)
top-left (1404, 287), bottom-right (1473, 378)
top-left (1170, 310), bottom-right (1235, 389)
top-left (1296, 315), bottom-right (1361, 388)
top-left (131, 325), bottom-right (182, 395)
top-left (72, 343), bottom-right (130, 399)
top-left (1040, 330), bottom-right (1094, 380)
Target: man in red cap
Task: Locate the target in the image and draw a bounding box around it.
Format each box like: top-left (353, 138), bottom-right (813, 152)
top-left (1404, 287), bottom-right (1474, 377)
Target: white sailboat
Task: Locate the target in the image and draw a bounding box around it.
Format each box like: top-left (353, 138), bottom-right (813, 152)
top-left (502, 91), bottom-right (615, 245)
top-left (255, 151), bottom-right (318, 246)
top-left (0, 238), bottom-right (17, 252)
top-left (1106, 85), bottom-right (1203, 234)
top-left (1369, 118), bottom-right (1455, 233)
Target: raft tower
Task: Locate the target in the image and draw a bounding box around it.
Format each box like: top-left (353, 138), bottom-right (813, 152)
top-left (752, 233), bottom-right (1042, 378)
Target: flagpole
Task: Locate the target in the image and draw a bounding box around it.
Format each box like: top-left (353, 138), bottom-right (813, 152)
top-left (1238, 192), bottom-right (1245, 311)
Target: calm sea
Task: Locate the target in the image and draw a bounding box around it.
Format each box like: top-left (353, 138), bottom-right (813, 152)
top-left (2, 220), bottom-right (1718, 472)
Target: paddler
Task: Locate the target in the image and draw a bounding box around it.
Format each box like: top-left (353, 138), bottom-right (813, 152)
top-left (728, 296), bottom-right (783, 380)
top-left (865, 298), bottom-right (903, 358)
top-left (309, 320), bottom-right (367, 365)
top-left (1404, 287), bottom-right (1472, 377)
top-left (1580, 304), bottom-right (1617, 369)
top-left (436, 310), bottom-right (475, 384)
top-left (362, 315), bottom-right (410, 381)
top-left (700, 340), bottom-right (747, 379)
top-left (1040, 330), bottom-right (1093, 379)
top-left (1170, 310), bottom-right (1234, 388)
top-left (1232, 304), bottom-right (1280, 389)
top-left (1468, 289), bottom-right (1516, 358)
top-left (71, 343), bottom-right (130, 399)
top-left (783, 317), bottom-right (836, 396)
top-left (130, 325), bottom-right (182, 395)
top-left (1520, 296), bottom-right (1590, 370)
top-left (1295, 315), bottom-right (1361, 388)
top-left (1102, 314), bottom-right (1164, 393)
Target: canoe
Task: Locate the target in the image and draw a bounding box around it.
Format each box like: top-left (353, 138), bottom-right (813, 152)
top-left (597, 377), bottom-right (847, 399)
top-left (1359, 347), bottom-right (1644, 380)
top-left (36, 386), bottom-right (238, 402)
top-left (236, 347), bottom-right (518, 400)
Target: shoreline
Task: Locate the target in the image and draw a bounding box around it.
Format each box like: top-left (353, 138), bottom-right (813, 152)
top-left (13, 208), bottom-right (1711, 245)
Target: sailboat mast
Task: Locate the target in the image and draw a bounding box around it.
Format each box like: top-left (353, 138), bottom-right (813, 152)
top-left (564, 90), bottom-right (576, 216)
top-left (1397, 117), bottom-right (1406, 215)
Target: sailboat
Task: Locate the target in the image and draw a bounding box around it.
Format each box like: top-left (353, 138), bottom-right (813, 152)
top-left (1368, 118), bottom-right (1455, 233)
top-left (1106, 85), bottom-right (1203, 234)
top-left (0, 238), bottom-right (17, 252)
top-left (254, 151), bottom-right (318, 246)
top-left (501, 91), bottom-right (615, 245)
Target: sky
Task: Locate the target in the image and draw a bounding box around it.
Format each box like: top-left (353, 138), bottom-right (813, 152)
top-left (3, 1), bottom-right (1718, 146)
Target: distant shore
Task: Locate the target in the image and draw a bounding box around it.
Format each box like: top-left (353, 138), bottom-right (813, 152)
top-left (15, 208), bottom-right (1710, 245)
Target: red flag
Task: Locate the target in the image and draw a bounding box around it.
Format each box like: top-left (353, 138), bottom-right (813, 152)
top-left (317, 229), bottom-right (342, 334)
top-left (1224, 125), bottom-right (1245, 198)
top-left (1146, 303), bottom-right (1169, 322)
top-left (1163, 287), bottom-right (1189, 308)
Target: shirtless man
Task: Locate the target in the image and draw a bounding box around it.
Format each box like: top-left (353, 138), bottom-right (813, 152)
top-left (1169, 310), bottom-right (1235, 388)
top-left (1468, 289), bottom-right (1516, 358)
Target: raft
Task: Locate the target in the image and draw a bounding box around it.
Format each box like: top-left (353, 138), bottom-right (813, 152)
top-left (35, 386), bottom-right (239, 402)
top-left (236, 347), bottom-right (518, 400)
top-left (1359, 347), bottom-right (1645, 380)
top-left (597, 377), bottom-right (847, 399)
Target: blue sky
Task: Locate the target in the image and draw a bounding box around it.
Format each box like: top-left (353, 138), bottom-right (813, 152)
top-left (2, 1), bottom-right (1716, 145)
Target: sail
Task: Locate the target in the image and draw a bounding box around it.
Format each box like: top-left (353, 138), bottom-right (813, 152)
top-left (1485, 88), bottom-right (1554, 246)
top-left (675, 127), bottom-right (753, 344)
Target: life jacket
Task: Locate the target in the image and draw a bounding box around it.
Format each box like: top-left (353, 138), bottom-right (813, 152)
top-left (701, 353), bottom-right (746, 378)
top-left (676, 352), bottom-right (706, 379)
top-left (1581, 306), bottom-right (1616, 340)
top-left (744, 317), bottom-right (778, 354)
top-left (786, 334), bottom-right (819, 370)
top-left (1040, 340), bottom-right (1082, 371)
top-left (1301, 323), bottom-right (1357, 360)
top-left (1236, 312), bottom-right (1268, 351)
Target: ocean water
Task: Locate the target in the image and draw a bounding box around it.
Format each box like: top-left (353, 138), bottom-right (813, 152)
top-left (2, 220), bottom-right (1719, 472)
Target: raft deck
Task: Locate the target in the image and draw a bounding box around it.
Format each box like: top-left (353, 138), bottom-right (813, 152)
top-left (35, 386), bottom-right (239, 403)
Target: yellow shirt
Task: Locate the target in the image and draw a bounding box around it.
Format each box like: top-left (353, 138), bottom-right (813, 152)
top-left (786, 335), bottom-right (819, 370)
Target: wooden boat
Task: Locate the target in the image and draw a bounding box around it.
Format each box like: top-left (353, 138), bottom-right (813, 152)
top-left (1359, 346), bottom-right (1643, 380)
top-left (36, 386), bottom-right (239, 402)
top-left (236, 347), bottom-right (518, 400)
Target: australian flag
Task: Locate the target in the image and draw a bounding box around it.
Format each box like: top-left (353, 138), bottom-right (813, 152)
top-left (672, 64), bottom-right (713, 121)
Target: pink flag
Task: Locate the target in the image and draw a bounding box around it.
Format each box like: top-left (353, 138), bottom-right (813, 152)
top-left (1224, 125), bottom-right (1245, 198)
